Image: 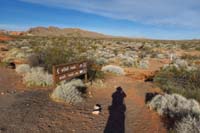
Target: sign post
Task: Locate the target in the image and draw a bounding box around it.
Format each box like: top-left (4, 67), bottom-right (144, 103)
top-left (52, 61), bottom-right (88, 86)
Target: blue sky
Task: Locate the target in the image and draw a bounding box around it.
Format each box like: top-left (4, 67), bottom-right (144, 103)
top-left (0, 0), bottom-right (200, 40)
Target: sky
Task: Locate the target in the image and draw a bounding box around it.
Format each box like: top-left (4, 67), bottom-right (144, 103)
top-left (0, 0), bottom-right (200, 40)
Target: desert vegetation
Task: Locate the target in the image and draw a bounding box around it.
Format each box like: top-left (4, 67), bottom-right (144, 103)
top-left (150, 55), bottom-right (200, 132)
top-left (148, 93), bottom-right (200, 132)
top-left (23, 67), bottom-right (53, 87)
top-left (1, 30), bottom-right (200, 132)
top-left (154, 62), bottom-right (200, 101)
top-left (51, 79), bottom-right (87, 104)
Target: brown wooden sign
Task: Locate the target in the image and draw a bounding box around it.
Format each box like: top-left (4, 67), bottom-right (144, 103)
top-left (53, 61), bottom-right (87, 85)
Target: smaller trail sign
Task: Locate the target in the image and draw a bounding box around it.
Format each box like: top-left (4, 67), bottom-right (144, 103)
top-left (53, 61), bottom-right (88, 85)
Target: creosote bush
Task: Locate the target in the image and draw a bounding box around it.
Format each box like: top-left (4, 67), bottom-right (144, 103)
top-left (31, 41), bottom-right (88, 73)
top-left (23, 67), bottom-right (53, 87)
top-left (51, 79), bottom-right (86, 104)
top-left (33, 46), bottom-right (76, 73)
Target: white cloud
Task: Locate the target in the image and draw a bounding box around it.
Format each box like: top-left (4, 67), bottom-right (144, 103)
top-left (19, 0), bottom-right (200, 28)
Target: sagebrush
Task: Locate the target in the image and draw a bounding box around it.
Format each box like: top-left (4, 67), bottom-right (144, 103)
top-left (51, 79), bottom-right (86, 104)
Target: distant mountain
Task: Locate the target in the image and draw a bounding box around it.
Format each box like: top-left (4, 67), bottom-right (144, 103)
top-left (25, 26), bottom-right (112, 38)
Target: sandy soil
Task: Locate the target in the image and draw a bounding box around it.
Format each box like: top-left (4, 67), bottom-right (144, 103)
top-left (0, 63), bottom-right (167, 133)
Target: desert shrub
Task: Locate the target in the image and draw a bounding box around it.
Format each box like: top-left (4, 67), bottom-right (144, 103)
top-left (121, 59), bottom-right (134, 67)
top-left (156, 53), bottom-right (166, 59)
top-left (87, 69), bottom-right (105, 80)
top-left (148, 94), bottom-right (200, 118)
top-left (0, 61), bottom-right (9, 67)
top-left (175, 115), bottom-right (200, 133)
top-left (95, 57), bottom-right (108, 66)
top-left (195, 47), bottom-right (200, 51)
top-left (120, 57), bottom-right (138, 67)
top-left (15, 64), bottom-right (31, 74)
top-left (181, 44), bottom-right (191, 50)
top-left (32, 43), bottom-right (87, 73)
top-left (101, 65), bottom-right (125, 75)
top-left (33, 46), bottom-right (75, 73)
top-left (51, 79), bottom-right (86, 104)
top-left (23, 67), bottom-right (53, 87)
top-left (113, 49), bottom-right (119, 56)
top-left (28, 54), bottom-right (42, 67)
top-left (154, 66), bottom-right (200, 101)
top-left (2, 48), bottom-right (27, 62)
top-left (139, 59), bottom-right (149, 69)
top-left (181, 54), bottom-right (200, 61)
top-left (173, 59), bottom-right (188, 68)
top-left (181, 54), bottom-right (200, 66)
top-left (86, 61), bottom-right (105, 82)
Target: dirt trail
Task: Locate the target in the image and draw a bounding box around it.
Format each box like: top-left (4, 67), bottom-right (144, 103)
top-left (0, 66), bottom-right (166, 133)
top-left (92, 75), bottom-right (166, 133)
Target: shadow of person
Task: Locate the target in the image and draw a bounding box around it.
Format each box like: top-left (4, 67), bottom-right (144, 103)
top-left (104, 87), bottom-right (126, 133)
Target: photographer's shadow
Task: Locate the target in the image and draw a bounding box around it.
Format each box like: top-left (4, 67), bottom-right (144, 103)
top-left (104, 87), bottom-right (126, 133)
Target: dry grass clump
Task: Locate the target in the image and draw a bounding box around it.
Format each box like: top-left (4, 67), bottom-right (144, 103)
top-left (15, 64), bottom-right (31, 74)
top-left (51, 79), bottom-right (86, 104)
top-left (23, 67), bottom-right (53, 87)
top-left (101, 65), bottom-right (125, 75)
top-left (148, 93), bottom-right (200, 117)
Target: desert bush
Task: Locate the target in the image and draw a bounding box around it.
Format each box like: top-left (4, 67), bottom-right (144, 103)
top-left (156, 53), bottom-right (166, 59)
top-left (173, 59), bottom-right (188, 68)
top-left (181, 54), bottom-right (200, 61)
top-left (195, 47), bottom-right (200, 51)
top-left (27, 54), bottom-right (42, 67)
top-left (86, 60), bottom-right (106, 81)
top-left (33, 46), bottom-right (76, 73)
top-left (175, 115), bottom-right (200, 133)
top-left (101, 65), bottom-right (125, 75)
top-left (32, 40), bottom-right (88, 73)
top-left (154, 66), bottom-right (200, 101)
top-left (51, 79), bottom-right (86, 104)
top-left (15, 64), bottom-right (31, 74)
top-left (120, 57), bottom-right (138, 67)
top-left (121, 59), bottom-right (134, 67)
top-left (95, 57), bottom-right (108, 66)
top-left (148, 93), bottom-right (200, 118)
top-left (23, 67), bottom-right (53, 87)
top-left (139, 59), bottom-right (149, 69)
top-left (2, 48), bottom-right (27, 62)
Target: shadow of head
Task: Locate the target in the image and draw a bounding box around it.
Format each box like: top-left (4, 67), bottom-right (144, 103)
top-left (116, 86), bottom-right (123, 92)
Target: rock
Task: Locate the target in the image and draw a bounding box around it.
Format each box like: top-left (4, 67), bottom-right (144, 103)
top-left (92, 104), bottom-right (102, 115)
